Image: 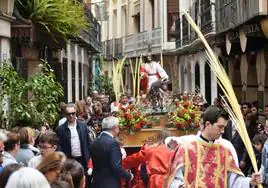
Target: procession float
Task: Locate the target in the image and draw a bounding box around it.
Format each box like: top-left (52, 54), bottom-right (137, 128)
top-left (112, 54), bottom-right (201, 147)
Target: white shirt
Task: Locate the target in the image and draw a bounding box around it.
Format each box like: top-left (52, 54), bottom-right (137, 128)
top-left (110, 102), bottom-right (118, 112)
top-left (68, 123), bottom-right (82, 157)
top-left (28, 155), bottom-right (43, 168)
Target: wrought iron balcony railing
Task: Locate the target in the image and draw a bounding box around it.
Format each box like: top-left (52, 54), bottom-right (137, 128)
top-left (114, 37), bottom-right (123, 58)
top-left (200, 0), bottom-right (215, 34)
top-left (82, 4), bottom-right (102, 53)
top-left (182, 15), bottom-right (189, 46)
top-left (175, 18), bottom-right (181, 48)
top-left (106, 39), bottom-right (114, 60)
top-left (216, 0), bottom-right (265, 33)
top-left (123, 27), bottom-right (162, 58)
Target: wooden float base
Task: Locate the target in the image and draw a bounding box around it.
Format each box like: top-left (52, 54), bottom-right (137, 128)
top-left (122, 128), bottom-right (197, 147)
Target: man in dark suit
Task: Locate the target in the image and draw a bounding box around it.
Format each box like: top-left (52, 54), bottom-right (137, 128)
top-left (56, 103), bottom-right (91, 170)
top-left (222, 119), bottom-right (245, 162)
top-left (90, 116), bottom-right (133, 188)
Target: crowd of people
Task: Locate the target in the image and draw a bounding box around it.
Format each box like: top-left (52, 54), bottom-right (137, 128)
top-left (0, 89), bottom-right (268, 188)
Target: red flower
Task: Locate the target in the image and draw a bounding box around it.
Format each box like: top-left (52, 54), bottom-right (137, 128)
top-left (125, 114), bottom-right (133, 120)
top-left (187, 119), bottom-right (192, 125)
top-left (177, 111), bottom-right (183, 117)
top-left (184, 101), bottom-right (189, 108)
top-left (135, 122), bottom-right (142, 130)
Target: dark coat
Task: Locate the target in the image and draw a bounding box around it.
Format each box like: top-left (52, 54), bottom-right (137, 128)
top-left (56, 120), bottom-right (91, 165)
top-left (90, 132), bottom-right (131, 188)
top-left (222, 120), bottom-right (245, 161)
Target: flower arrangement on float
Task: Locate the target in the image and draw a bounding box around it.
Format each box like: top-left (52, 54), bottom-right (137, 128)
top-left (117, 105), bottom-right (152, 134)
top-left (167, 100), bottom-right (201, 130)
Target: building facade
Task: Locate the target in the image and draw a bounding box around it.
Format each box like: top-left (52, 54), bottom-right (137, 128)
top-left (175, 0), bottom-right (268, 108)
top-left (175, 0), bottom-right (219, 104)
top-left (215, 0), bottom-right (268, 110)
top-left (0, 0), bottom-right (15, 62)
top-left (99, 0), bottom-right (180, 92)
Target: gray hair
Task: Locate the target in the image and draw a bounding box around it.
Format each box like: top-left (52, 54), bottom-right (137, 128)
top-left (102, 116), bottom-right (119, 130)
top-left (5, 167), bottom-right (50, 188)
top-left (0, 131), bottom-right (7, 142)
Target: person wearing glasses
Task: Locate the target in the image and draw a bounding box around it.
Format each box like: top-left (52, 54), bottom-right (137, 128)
top-left (28, 132), bottom-right (58, 168)
top-left (36, 151), bottom-right (66, 183)
top-left (56, 103), bottom-right (91, 172)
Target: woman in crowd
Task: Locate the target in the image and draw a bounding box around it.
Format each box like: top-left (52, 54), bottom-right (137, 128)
top-left (26, 127), bottom-right (40, 155)
top-left (5, 167), bottom-right (50, 188)
top-left (76, 100), bottom-right (88, 122)
top-left (92, 101), bottom-right (104, 122)
top-left (50, 180), bottom-right (73, 188)
top-left (61, 159), bottom-right (85, 188)
top-left (2, 132), bottom-right (20, 167)
top-left (37, 151), bottom-right (66, 183)
top-left (15, 127), bottom-right (35, 166)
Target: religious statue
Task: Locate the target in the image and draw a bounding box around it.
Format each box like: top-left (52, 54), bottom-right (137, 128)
top-left (140, 53), bottom-right (169, 111)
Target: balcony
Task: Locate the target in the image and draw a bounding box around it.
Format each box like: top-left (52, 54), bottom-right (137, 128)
top-left (78, 28), bottom-right (101, 53)
top-left (106, 39), bottom-right (114, 60)
top-left (124, 27), bottom-right (162, 58)
top-left (182, 15), bottom-right (189, 46)
top-left (114, 37), bottom-right (123, 58)
top-left (200, 0), bottom-right (215, 34)
top-left (82, 4), bottom-right (102, 53)
top-left (189, 0), bottom-right (199, 42)
top-left (101, 41), bottom-right (106, 58)
top-left (175, 19), bottom-right (181, 48)
top-left (216, 0), bottom-right (267, 33)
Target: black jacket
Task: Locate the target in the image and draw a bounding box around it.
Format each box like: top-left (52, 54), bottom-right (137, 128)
top-left (90, 132), bottom-right (131, 188)
top-left (56, 120), bottom-right (91, 165)
top-left (222, 120), bottom-right (245, 161)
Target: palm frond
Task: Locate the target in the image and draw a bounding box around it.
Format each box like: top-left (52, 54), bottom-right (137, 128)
top-left (183, 10), bottom-right (262, 187)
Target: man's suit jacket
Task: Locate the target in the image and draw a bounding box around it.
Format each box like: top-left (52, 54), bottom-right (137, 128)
top-left (90, 132), bottom-right (131, 188)
top-left (222, 120), bottom-right (245, 161)
top-left (56, 120), bottom-right (91, 166)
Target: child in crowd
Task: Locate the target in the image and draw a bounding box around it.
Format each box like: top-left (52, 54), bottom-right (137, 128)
top-left (240, 133), bottom-right (267, 176)
top-left (252, 134), bottom-right (267, 169)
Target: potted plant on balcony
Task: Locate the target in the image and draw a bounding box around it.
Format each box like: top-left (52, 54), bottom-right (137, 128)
top-left (15, 0), bottom-right (89, 41)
